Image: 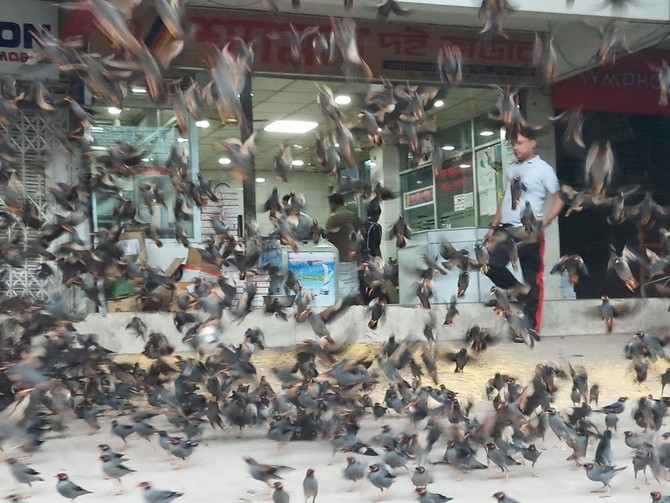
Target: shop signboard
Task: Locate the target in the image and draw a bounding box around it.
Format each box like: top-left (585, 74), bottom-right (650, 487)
top-left (82, 7), bottom-right (539, 86)
top-left (181, 9), bottom-right (538, 85)
top-left (403, 186), bottom-right (434, 209)
top-left (554, 49), bottom-right (670, 116)
top-left (288, 250), bottom-right (336, 307)
top-left (0, 0), bottom-right (58, 79)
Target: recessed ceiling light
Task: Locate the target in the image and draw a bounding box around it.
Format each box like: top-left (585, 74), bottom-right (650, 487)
top-left (334, 143), bottom-right (340, 148)
top-left (218, 157), bottom-right (231, 165)
top-left (292, 160), bottom-right (304, 167)
top-left (108, 107), bottom-right (122, 115)
top-left (334, 95), bottom-right (351, 105)
top-left (442, 145), bottom-right (455, 151)
top-left (459, 163), bottom-right (471, 169)
top-left (195, 120), bottom-right (210, 128)
top-left (376, 127), bottom-right (383, 133)
top-left (131, 87), bottom-right (147, 94)
top-left (434, 99), bottom-right (444, 108)
top-left (255, 177), bottom-right (266, 183)
top-left (479, 130), bottom-right (495, 137)
top-left (264, 120), bottom-right (318, 134)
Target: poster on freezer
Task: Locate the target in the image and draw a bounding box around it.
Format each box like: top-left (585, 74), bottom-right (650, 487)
top-left (288, 251), bottom-right (337, 307)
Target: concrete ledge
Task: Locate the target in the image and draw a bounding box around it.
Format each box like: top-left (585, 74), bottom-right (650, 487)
top-left (72, 298), bottom-right (670, 353)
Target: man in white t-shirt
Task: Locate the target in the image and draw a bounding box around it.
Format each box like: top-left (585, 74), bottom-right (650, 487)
top-left (484, 128), bottom-right (565, 335)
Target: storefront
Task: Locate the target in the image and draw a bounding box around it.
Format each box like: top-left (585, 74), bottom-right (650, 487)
top-left (63, 5), bottom-right (548, 306)
top-left (10, 2), bottom-right (661, 312)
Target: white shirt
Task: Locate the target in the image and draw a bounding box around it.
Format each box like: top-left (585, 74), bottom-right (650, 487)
top-left (499, 155), bottom-right (560, 226)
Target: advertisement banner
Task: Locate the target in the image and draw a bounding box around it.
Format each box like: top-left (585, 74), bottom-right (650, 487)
top-left (288, 250), bottom-right (336, 307)
top-left (0, 0), bottom-right (59, 79)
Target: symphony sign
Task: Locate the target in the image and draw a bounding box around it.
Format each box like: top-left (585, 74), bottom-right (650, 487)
top-left (554, 49), bottom-right (670, 116)
top-left (0, 0), bottom-right (58, 78)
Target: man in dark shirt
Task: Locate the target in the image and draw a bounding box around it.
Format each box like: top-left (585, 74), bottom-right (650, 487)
top-left (325, 193), bottom-right (362, 296)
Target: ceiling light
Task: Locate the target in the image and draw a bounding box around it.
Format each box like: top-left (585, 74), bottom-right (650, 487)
top-left (141, 157), bottom-right (150, 162)
top-left (177, 137), bottom-right (188, 143)
top-left (434, 99), bottom-right (444, 108)
top-left (479, 130), bottom-right (495, 137)
top-left (218, 157), bottom-right (232, 165)
top-left (442, 145), bottom-right (455, 151)
top-left (264, 120), bottom-right (318, 134)
top-left (108, 107), bottom-right (122, 115)
top-left (292, 160), bottom-right (304, 167)
top-left (416, 180), bottom-right (422, 184)
top-left (459, 163), bottom-right (471, 169)
top-left (131, 87), bottom-right (147, 94)
top-left (90, 145), bottom-right (107, 151)
top-left (334, 95), bottom-right (352, 105)
top-left (255, 177), bottom-right (266, 183)
top-left (292, 144), bottom-right (303, 149)
top-left (195, 120), bottom-right (210, 128)
top-left (90, 126), bottom-right (104, 132)
top-left (376, 127), bottom-right (383, 133)
top-left (334, 143), bottom-right (340, 148)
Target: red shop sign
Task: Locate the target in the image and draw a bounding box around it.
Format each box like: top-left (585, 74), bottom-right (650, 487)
top-left (553, 49), bottom-right (670, 115)
top-left (404, 186), bottom-right (434, 209)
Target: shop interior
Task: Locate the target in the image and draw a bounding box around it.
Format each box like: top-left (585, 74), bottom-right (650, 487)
top-left (89, 76), bottom-right (510, 243)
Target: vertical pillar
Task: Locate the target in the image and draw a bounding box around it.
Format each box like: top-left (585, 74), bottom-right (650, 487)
top-left (369, 145), bottom-right (402, 261)
top-left (240, 75), bottom-right (255, 228)
top-left (523, 88), bottom-right (561, 301)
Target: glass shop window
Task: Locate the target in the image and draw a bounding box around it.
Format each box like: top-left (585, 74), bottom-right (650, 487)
top-left (337, 161), bottom-right (371, 220)
top-left (400, 165), bottom-right (434, 231)
top-left (91, 107), bottom-right (199, 240)
top-left (475, 142), bottom-right (504, 227)
top-left (434, 151), bottom-right (475, 229)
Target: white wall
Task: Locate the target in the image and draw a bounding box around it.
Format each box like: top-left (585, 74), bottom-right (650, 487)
top-left (524, 88), bottom-right (562, 302)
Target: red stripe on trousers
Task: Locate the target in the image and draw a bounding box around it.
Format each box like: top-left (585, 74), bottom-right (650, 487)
top-left (535, 233), bottom-right (545, 332)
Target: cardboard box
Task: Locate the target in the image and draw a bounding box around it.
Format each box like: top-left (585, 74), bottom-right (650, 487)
top-left (107, 295), bottom-right (141, 313)
top-left (158, 284), bottom-right (178, 311)
top-left (118, 231), bottom-right (147, 263)
top-left (180, 248), bottom-right (221, 282)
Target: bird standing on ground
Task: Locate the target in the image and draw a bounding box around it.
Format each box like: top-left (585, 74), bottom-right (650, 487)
top-left (138, 482), bottom-right (184, 503)
top-left (6, 458), bottom-right (43, 490)
top-left (55, 473), bottom-right (93, 501)
top-left (273, 482), bottom-right (290, 503)
top-left (303, 468), bottom-right (318, 503)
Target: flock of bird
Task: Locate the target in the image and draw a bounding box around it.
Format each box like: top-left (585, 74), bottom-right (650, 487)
top-left (0, 0), bottom-right (668, 502)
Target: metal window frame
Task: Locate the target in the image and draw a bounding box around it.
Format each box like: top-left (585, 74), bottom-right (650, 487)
top-left (399, 118), bottom-right (502, 230)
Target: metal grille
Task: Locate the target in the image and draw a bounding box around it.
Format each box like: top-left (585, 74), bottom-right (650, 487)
top-left (0, 105), bottom-right (68, 300)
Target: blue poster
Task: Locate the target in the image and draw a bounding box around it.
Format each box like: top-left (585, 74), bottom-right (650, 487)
top-left (288, 251), bottom-right (337, 307)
